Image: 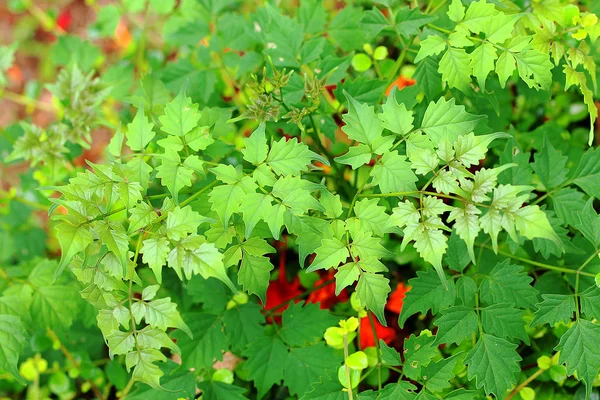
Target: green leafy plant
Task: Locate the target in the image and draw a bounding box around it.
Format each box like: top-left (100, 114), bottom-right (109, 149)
top-left (1, 0), bottom-right (600, 399)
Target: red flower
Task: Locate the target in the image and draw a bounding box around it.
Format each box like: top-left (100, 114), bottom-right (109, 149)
top-left (264, 239), bottom-right (303, 317)
top-left (386, 283), bottom-right (408, 314)
top-left (307, 270), bottom-right (348, 309)
top-left (56, 10), bottom-right (72, 32)
top-left (385, 76), bottom-right (416, 97)
top-left (360, 313), bottom-right (395, 349)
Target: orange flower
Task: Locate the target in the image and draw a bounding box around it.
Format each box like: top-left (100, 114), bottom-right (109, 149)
top-left (385, 76), bottom-right (416, 97)
top-left (386, 282), bottom-right (409, 314)
top-left (360, 313), bottom-right (395, 349)
top-left (114, 19), bottom-right (132, 50)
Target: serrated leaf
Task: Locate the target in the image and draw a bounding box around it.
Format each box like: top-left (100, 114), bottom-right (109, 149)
top-left (31, 285), bottom-right (79, 329)
top-left (415, 35), bottom-right (447, 64)
top-left (479, 261), bottom-right (539, 308)
top-left (469, 42), bottom-right (497, 90)
top-left (198, 382), bottom-right (249, 400)
top-left (532, 138), bottom-right (569, 190)
top-left (555, 320), bottom-right (600, 398)
top-left (571, 147), bottom-right (600, 199)
top-left (480, 304), bottom-right (529, 343)
top-left (421, 98), bottom-right (484, 143)
top-left (434, 306), bottom-right (478, 346)
top-left (465, 334), bottom-right (521, 398)
top-left (242, 123), bottom-right (268, 165)
top-left (267, 137), bottom-right (327, 176)
top-left (244, 334), bottom-right (288, 398)
top-left (238, 254), bottom-right (273, 303)
top-left (341, 91), bottom-right (382, 146)
top-left (158, 91), bottom-right (200, 137)
top-left (55, 223), bottom-right (93, 279)
top-left (531, 294), bottom-right (576, 327)
top-left (422, 353), bottom-right (461, 392)
top-left (439, 47), bottom-right (471, 92)
top-left (514, 49), bottom-right (553, 90)
top-left (579, 286), bottom-right (600, 321)
top-left (127, 108), bottom-right (155, 151)
top-left (403, 334), bottom-right (437, 380)
top-left (370, 151), bottom-right (418, 194)
top-left (400, 269), bottom-right (456, 327)
top-left (284, 343), bottom-right (341, 397)
top-left (0, 315), bottom-right (27, 385)
top-left (356, 272), bottom-right (391, 325)
top-left (280, 302), bottom-right (338, 347)
top-left (141, 237), bottom-right (170, 283)
top-left (377, 381), bottom-right (418, 399)
top-left (173, 312), bottom-right (228, 370)
top-left (144, 297), bottom-right (192, 338)
top-left (223, 303), bottom-right (265, 353)
top-left (307, 238), bottom-right (349, 273)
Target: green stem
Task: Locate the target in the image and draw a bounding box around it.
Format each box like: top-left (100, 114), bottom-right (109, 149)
top-left (367, 312), bottom-right (383, 391)
top-left (343, 333), bottom-right (355, 400)
top-left (505, 368), bottom-right (544, 400)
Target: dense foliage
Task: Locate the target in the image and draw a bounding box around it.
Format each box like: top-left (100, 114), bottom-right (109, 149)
top-left (1, 0), bottom-right (600, 399)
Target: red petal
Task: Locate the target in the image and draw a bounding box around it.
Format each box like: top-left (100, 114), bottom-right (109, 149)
top-left (386, 282), bottom-right (409, 314)
top-left (307, 271), bottom-right (348, 309)
top-left (385, 76), bottom-right (417, 97)
top-left (360, 313), bottom-right (395, 349)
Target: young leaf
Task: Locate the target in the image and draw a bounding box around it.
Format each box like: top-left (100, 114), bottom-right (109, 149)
top-left (356, 272), bottom-right (391, 325)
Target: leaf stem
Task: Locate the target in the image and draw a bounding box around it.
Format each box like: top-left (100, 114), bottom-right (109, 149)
top-left (343, 333), bottom-right (355, 400)
top-left (505, 368), bottom-right (544, 400)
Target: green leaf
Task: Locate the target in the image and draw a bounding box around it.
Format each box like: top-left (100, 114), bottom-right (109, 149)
top-left (378, 92), bottom-right (414, 136)
top-left (532, 138), bottom-right (569, 190)
top-left (158, 91), bottom-right (200, 137)
top-left (165, 205), bottom-right (205, 241)
top-left (127, 108), bottom-right (155, 151)
top-left (465, 334), bottom-right (521, 398)
top-left (239, 254), bottom-right (273, 304)
top-left (479, 261), bottom-right (539, 308)
top-left (128, 348), bottom-right (167, 389)
top-left (377, 381), bottom-right (418, 399)
top-left (403, 334), bottom-right (437, 380)
top-left (198, 382), bottom-right (249, 400)
top-left (341, 91), bottom-right (383, 146)
top-left (0, 315), bottom-right (27, 385)
top-left (514, 205), bottom-right (561, 246)
top-left (267, 137), bottom-right (327, 176)
top-left (421, 98), bottom-right (484, 143)
top-left (242, 123), bottom-right (268, 166)
top-left (284, 343), bottom-right (341, 397)
top-left (126, 360), bottom-right (196, 400)
top-left (415, 35), bottom-right (447, 64)
top-left (579, 286), bottom-right (600, 321)
top-left (356, 273), bottom-right (391, 325)
top-left (156, 151), bottom-right (195, 201)
top-left (328, 7), bottom-right (366, 51)
top-left (422, 353), bottom-right (461, 392)
top-left (469, 42), bottom-right (497, 90)
top-left (244, 334), bottom-right (288, 398)
top-left (555, 320), bottom-right (600, 398)
top-left (395, 8), bottom-right (437, 38)
top-left (354, 198), bottom-right (393, 237)
top-left (144, 297), bottom-right (192, 338)
top-left (575, 199), bottom-right (600, 247)
top-left (307, 238), bottom-right (349, 272)
top-left (31, 285), bottom-right (79, 329)
top-left (280, 303), bottom-right (339, 347)
top-left (433, 306), bottom-right (478, 346)
top-left (482, 12), bottom-right (521, 44)
top-left (480, 304), bottom-right (529, 343)
top-left (141, 237), bottom-right (170, 283)
top-left (462, 0), bottom-right (496, 33)
top-left (223, 303), bottom-right (265, 353)
top-left (370, 151), bottom-right (418, 194)
top-left (570, 147), bottom-right (600, 199)
top-left (438, 48), bottom-right (471, 92)
top-left (400, 269), bottom-right (456, 327)
top-left (531, 294), bottom-right (576, 327)
top-left (299, 370), bottom-right (348, 400)
top-left (495, 50), bottom-right (516, 88)
top-left (447, 0), bottom-right (465, 22)
top-left (55, 223), bottom-right (93, 279)
top-left (414, 57), bottom-right (443, 100)
top-left (173, 313), bottom-right (228, 370)
top-left (514, 49), bottom-right (553, 90)
top-left (335, 145), bottom-right (372, 170)
top-left (550, 188), bottom-right (586, 226)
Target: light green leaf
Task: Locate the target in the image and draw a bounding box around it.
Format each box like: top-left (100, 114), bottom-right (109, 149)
top-left (242, 123), bottom-right (269, 166)
top-left (158, 91), bottom-right (200, 137)
top-left (144, 297), bottom-right (192, 338)
top-left (238, 254), bottom-right (273, 303)
top-left (267, 137), bottom-right (327, 176)
top-left (127, 108), bottom-right (155, 151)
top-left (447, 0), bottom-right (465, 22)
top-left (0, 315), bottom-right (27, 385)
top-left (415, 35), bottom-right (447, 64)
top-left (307, 238), bottom-right (349, 272)
top-left (514, 49), bottom-right (553, 90)
top-left (370, 151), bottom-right (418, 194)
top-left (421, 98), bottom-right (484, 143)
top-left (55, 223), bottom-right (93, 279)
top-left (379, 92), bottom-right (414, 136)
top-left (341, 91), bottom-right (383, 146)
top-left (462, 0), bottom-right (496, 34)
top-left (356, 272), bottom-right (391, 325)
top-left (141, 237), bottom-right (170, 283)
top-left (469, 42), bottom-right (497, 90)
top-left (334, 145), bottom-right (372, 170)
top-left (438, 47), bottom-right (471, 92)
